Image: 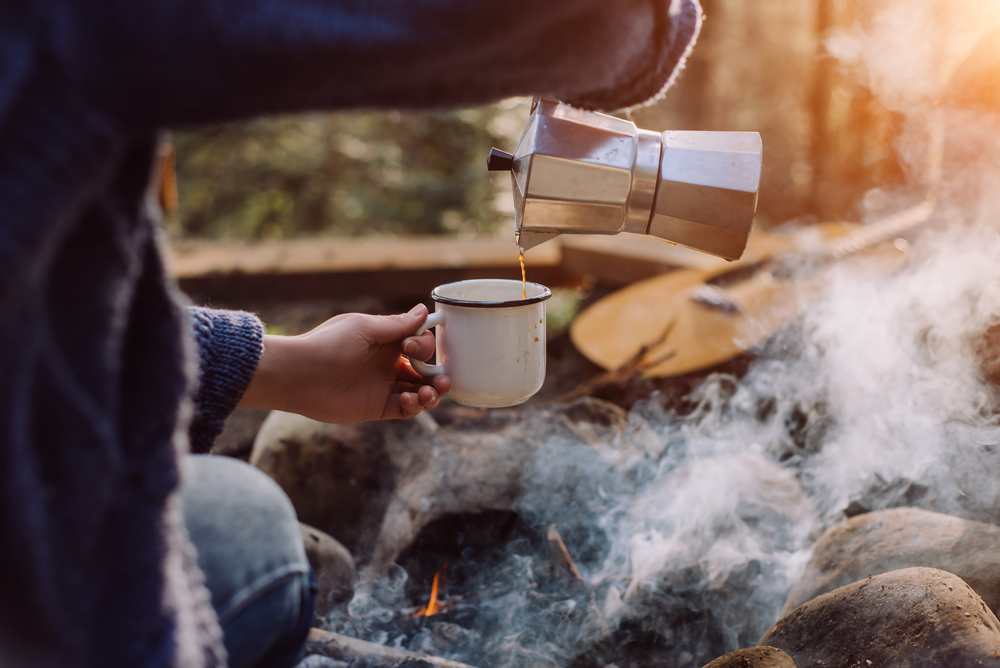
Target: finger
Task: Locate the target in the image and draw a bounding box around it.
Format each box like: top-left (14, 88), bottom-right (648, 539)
top-left (384, 381), bottom-right (449, 420)
top-left (388, 379), bottom-right (426, 396)
top-left (401, 331), bottom-right (436, 361)
top-left (380, 393), bottom-right (408, 421)
top-left (367, 303), bottom-right (432, 345)
top-left (431, 374), bottom-right (452, 398)
top-left (417, 384), bottom-right (440, 410)
top-left (398, 391), bottom-right (424, 419)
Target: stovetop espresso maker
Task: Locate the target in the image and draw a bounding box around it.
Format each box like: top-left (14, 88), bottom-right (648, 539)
top-left (488, 98), bottom-right (763, 260)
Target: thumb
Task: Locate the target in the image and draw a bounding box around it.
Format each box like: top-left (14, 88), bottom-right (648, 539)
top-left (367, 303), bottom-right (429, 344)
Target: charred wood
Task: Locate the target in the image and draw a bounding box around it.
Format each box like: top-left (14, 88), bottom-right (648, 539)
top-left (305, 628), bottom-right (480, 668)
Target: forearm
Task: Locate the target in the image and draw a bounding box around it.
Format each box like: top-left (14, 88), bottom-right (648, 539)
top-left (56, 0), bottom-right (700, 128)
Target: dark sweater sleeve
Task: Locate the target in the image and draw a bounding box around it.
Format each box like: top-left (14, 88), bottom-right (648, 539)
top-left (53, 0), bottom-right (701, 128)
top-left (187, 307), bottom-right (265, 454)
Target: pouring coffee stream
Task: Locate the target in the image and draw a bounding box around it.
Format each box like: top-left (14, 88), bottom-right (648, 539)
top-left (519, 251), bottom-right (526, 300)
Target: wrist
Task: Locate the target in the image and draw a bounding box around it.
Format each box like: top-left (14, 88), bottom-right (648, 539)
top-left (238, 334), bottom-right (295, 410)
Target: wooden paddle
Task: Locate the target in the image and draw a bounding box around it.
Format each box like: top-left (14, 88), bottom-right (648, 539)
top-left (569, 201), bottom-right (931, 378)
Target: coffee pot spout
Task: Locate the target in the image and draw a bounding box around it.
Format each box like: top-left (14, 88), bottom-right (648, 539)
top-left (490, 99), bottom-right (763, 260)
top-left (516, 229), bottom-right (561, 252)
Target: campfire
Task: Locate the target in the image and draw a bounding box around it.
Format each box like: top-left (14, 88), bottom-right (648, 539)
top-left (232, 2), bottom-right (1000, 667)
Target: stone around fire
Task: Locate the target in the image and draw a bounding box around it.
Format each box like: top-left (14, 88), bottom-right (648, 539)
top-left (300, 523), bottom-right (355, 615)
top-left (781, 507), bottom-right (1000, 616)
top-left (759, 567), bottom-right (1000, 668)
top-left (251, 411), bottom-right (422, 558)
top-left (701, 646), bottom-right (797, 668)
top-left (251, 397), bottom-right (662, 578)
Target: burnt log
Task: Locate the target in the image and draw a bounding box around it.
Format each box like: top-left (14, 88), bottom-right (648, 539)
top-left (305, 628), bottom-right (479, 668)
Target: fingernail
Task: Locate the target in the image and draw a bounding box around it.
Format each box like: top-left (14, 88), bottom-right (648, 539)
top-left (403, 340), bottom-right (418, 355)
top-left (408, 303), bottom-right (426, 316)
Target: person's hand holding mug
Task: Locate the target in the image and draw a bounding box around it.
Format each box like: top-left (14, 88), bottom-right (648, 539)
top-left (238, 304), bottom-right (451, 423)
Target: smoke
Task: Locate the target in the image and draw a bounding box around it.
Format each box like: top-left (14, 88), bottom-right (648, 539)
top-left (533, 214), bottom-right (1000, 666)
top-left (325, 232), bottom-right (1000, 667)
top-left (824, 0), bottom-right (1000, 111)
top-left (320, 1), bottom-right (1000, 666)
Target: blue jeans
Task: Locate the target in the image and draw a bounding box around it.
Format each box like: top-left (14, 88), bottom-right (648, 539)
top-left (181, 455), bottom-right (317, 668)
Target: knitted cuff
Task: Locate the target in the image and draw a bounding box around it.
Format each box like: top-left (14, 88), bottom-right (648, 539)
top-left (187, 307), bottom-right (265, 454)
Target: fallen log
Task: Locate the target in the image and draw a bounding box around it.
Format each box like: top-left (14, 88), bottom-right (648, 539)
top-left (305, 628), bottom-right (480, 668)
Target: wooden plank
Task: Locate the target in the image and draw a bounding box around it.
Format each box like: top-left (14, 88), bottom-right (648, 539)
top-left (168, 237), bottom-right (575, 303)
top-left (168, 233), bottom-right (735, 304)
top-left (559, 234), bottom-right (731, 287)
top-left (178, 265), bottom-right (580, 304)
top-left (168, 236), bottom-right (560, 278)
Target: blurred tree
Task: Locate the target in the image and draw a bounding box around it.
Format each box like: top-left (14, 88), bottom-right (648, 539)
top-left (167, 100), bottom-right (528, 240)
top-left (809, 0), bottom-right (907, 222)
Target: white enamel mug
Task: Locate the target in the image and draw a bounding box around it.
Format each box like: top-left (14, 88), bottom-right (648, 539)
top-left (409, 279), bottom-right (552, 408)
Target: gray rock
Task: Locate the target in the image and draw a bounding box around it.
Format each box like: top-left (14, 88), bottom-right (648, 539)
top-left (782, 508), bottom-right (1000, 616)
top-left (250, 399), bottom-right (661, 575)
top-left (760, 567), bottom-right (1000, 668)
top-left (251, 411), bottom-right (420, 557)
top-left (702, 647), bottom-right (797, 668)
top-left (364, 397), bottom-right (663, 576)
top-left (300, 523), bottom-right (355, 615)
top-left (212, 408), bottom-right (271, 461)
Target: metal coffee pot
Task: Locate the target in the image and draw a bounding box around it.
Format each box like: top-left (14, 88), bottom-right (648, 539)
top-left (488, 99), bottom-right (763, 261)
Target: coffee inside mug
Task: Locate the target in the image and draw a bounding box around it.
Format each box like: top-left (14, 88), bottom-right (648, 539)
top-left (431, 279), bottom-right (550, 306)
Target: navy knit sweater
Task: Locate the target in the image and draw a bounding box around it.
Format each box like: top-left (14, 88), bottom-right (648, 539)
top-left (0, 1), bottom-right (700, 666)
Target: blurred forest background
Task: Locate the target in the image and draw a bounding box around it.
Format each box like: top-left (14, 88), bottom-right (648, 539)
top-left (163, 0), bottom-right (982, 244)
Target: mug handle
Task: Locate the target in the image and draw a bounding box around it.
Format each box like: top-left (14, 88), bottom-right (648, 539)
top-left (408, 311), bottom-right (446, 377)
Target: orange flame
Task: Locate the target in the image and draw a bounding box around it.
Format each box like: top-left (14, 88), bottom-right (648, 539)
top-left (425, 570), bottom-right (442, 616)
top-left (412, 562), bottom-right (447, 618)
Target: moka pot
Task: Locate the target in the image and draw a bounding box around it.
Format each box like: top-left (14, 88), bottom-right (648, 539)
top-left (488, 99), bottom-right (763, 260)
